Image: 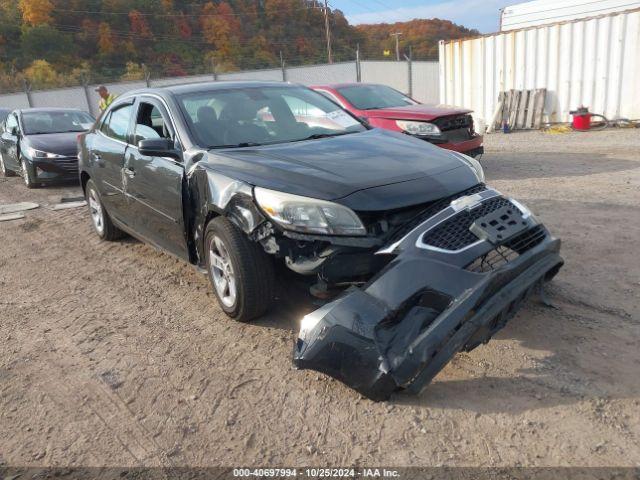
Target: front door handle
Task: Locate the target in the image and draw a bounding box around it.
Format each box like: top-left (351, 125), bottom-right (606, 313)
top-left (124, 167), bottom-right (136, 178)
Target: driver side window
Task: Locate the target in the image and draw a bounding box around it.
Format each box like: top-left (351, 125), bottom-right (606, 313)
top-left (134, 102), bottom-right (173, 144)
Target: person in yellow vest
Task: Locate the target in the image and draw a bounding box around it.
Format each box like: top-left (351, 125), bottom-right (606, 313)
top-left (95, 85), bottom-right (116, 112)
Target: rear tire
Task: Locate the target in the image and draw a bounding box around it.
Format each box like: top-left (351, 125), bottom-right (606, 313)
top-left (85, 179), bottom-right (124, 241)
top-left (205, 217), bottom-right (275, 322)
top-left (0, 152), bottom-right (16, 177)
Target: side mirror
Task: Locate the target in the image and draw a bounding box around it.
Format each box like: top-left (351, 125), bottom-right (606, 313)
top-left (138, 138), bottom-right (181, 160)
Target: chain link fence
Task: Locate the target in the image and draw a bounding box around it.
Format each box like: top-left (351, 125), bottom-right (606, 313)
top-left (0, 59), bottom-right (439, 117)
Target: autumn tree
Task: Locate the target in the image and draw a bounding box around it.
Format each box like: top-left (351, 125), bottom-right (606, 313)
top-left (121, 61), bottom-right (146, 81)
top-left (129, 10), bottom-right (153, 39)
top-left (98, 22), bottom-right (115, 55)
top-left (200, 1), bottom-right (242, 67)
top-left (24, 59), bottom-right (60, 88)
top-left (18, 0), bottom-right (53, 26)
top-left (0, 0), bottom-right (477, 92)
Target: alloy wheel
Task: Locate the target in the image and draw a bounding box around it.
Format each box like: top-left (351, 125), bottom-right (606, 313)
top-left (209, 235), bottom-right (237, 308)
top-left (88, 187), bottom-right (105, 236)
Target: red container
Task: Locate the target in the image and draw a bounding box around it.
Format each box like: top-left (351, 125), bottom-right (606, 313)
top-left (571, 107), bottom-right (591, 130)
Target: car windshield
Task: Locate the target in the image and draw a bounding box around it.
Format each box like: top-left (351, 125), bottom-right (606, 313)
top-left (178, 85), bottom-right (367, 149)
top-left (337, 84), bottom-right (418, 110)
top-left (22, 110), bottom-right (95, 135)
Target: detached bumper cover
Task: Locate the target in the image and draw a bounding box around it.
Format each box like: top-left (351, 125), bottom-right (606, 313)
top-left (293, 188), bottom-right (563, 400)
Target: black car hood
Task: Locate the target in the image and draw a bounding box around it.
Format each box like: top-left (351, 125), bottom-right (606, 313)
top-left (25, 132), bottom-right (80, 157)
top-left (204, 129), bottom-right (480, 211)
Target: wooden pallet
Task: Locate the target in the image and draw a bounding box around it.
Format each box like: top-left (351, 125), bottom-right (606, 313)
top-left (489, 88), bottom-right (546, 132)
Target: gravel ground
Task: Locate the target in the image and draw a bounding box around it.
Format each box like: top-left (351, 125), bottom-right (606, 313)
top-left (0, 129), bottom-right (639, 468)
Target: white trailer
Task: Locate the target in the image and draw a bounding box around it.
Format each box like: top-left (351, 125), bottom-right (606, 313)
top-left (500, 0), bottom-right (640, 31)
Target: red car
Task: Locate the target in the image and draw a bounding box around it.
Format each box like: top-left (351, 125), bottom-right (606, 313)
top-left (311, 83), bottom-right (483, 158)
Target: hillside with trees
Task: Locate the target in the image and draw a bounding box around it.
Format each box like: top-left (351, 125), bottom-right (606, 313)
top-left (357, 19), bottom-right (479, 59)
top-left (0, 0), bottom-right (475, 92)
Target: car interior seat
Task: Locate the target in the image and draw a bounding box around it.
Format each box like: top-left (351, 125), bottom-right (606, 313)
top-left (194, 106), bottom-right (223, 147)
top-left (219, 101), bottom-right (270, 145)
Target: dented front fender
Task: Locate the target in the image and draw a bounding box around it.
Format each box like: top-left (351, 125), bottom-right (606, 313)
top-left (188, 165), bottom-right (266, 268)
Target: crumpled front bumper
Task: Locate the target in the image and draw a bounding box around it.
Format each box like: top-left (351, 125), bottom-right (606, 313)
top-left (293, 188), bottom-right (563, 400)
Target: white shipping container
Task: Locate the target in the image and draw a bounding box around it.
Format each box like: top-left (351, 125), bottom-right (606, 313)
top-left (439, 8), bottom-right (640, 127)
top-left (500, 0), bottom-right (640, 31)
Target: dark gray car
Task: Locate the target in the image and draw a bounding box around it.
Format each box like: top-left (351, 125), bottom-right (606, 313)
top-left (78, 81), bottom-right (563, 400)
top-left (0, 108), bottom-right (94, 187)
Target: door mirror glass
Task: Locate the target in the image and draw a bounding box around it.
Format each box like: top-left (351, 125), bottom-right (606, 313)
top-left (138, 138), bottom-right (180, 159)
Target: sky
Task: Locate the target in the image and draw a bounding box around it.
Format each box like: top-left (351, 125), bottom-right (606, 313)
top-left (332, 0), bottom-right (513, 33)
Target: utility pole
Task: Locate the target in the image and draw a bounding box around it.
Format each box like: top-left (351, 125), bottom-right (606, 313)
top-left (390, 32), bottom-right (402, 61)
top-left (323, 0), bottom-right (333, 64)
top-left (356, 43), bottom-right (361, 82)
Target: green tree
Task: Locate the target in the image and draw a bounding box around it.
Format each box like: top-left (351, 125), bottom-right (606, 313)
top-left (21, 25), bottom-right (73, 64)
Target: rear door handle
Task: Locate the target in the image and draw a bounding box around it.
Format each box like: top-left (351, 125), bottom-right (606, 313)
top-left (124, 167), bottom-right (136, 178)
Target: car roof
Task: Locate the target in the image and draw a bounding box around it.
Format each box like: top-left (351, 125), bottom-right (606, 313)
top-left (123, 80), bottom-right (300, 100)
top-left (311, 83), bottom-right (383, 90)
top-left (18, 107), bottom-right (88, 113)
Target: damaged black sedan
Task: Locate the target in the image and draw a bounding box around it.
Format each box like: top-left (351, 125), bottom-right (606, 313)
top-left (78, 81), bottom-right (563, 400)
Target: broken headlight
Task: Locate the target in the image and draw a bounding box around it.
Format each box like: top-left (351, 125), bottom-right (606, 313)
top-left (254, 187), bottom-right (366, 236)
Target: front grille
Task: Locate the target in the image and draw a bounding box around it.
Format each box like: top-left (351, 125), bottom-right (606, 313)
top-left (434, 114), bottom-right (473, 132)
top-left (55, 157), bottom-right (78, 172)
top-left (466, 225), bottom-right (547, 273)
top-left (444, 127), bottom-right (474, 143)
top-left (432, 114), bottom-right (475, 143)
top-left (37, 157), bottom-right (78, 173)
top-left (385, 184), bottom-right (487, 244)
top-left (421, 197), bottom-right (514, 251)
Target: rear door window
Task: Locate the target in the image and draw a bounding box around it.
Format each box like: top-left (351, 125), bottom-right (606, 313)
top-left (102, 104), bottom-right (132, 142)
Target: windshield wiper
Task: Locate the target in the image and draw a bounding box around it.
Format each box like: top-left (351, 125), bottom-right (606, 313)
top-left (208, 142), bottom-right (263, 149)
top-left (300, 131), bottom-right (354, 141)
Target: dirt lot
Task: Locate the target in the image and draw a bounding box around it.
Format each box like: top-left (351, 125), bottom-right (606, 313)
top-left (1, 129), bottom-right (639, 468)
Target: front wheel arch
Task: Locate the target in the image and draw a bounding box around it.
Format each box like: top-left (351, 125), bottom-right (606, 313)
top-left (80, 171), bottom-right (91, 195)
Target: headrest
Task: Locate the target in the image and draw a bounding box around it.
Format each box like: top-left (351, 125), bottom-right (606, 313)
top-left (197, 105), bottom-right (217, 124)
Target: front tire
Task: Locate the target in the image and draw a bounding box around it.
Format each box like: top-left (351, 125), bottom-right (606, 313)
top-left (0, 152), bottom-right (16, 177)
top-left (21, 157), bottom-right (36, 188)
top-left (205, 217), bottom-right (275, 321)
top-left (85, 179), bottom-right (124, 241)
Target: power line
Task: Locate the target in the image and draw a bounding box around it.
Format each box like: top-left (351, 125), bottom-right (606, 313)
top-left (344, 0), bottom-right (389, 23)
top-left (50, 4), bottom-right (324, 18)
